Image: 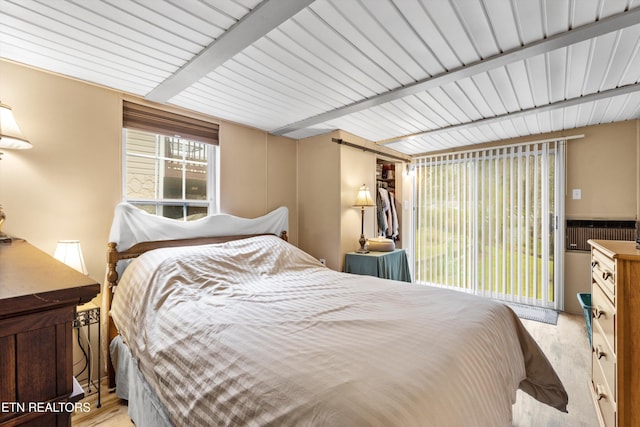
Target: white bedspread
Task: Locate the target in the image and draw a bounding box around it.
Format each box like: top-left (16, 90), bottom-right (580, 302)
top-left (111, 235), bottom-right (567, 427)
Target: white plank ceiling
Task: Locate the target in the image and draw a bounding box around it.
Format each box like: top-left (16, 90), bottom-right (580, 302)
top-left (1, 0), bottom-right (640, 156)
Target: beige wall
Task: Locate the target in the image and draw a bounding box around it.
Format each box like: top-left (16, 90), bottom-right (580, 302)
top-left (218, 122), bottom-right (298, 244)
top-left (0, 60), bottom-right (122, 283)
top-left (297, 132), bottom-right (341, 269)
top-left (266, 133), bottom-right (298, 244)
top-left (565, 121), bottom-right (637, 220)
top-left (0, 60), bottom-right (298, 285)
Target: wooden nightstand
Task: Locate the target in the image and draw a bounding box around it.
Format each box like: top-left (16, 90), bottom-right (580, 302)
top-left (0, 239), bottom-right (100, 426)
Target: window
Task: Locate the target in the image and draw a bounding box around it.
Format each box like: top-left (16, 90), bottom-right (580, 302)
top-left (413, 140), bottom-right (565, 310)
top-left (122, 101), bottom-right (219, 220)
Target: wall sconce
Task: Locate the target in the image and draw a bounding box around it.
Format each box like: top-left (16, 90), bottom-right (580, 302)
top-left (353, 184), bottom-right (375, 253)
top-left (405, 163), bottom-right (415, 177)
top-left (0, 102), bottom-right (31, 240)
top-left (54, 240), bottom-right (89, 274)
top-left (0, 205), bottom-right (8, 243)
top-left (0, 102), bottom-right (32, 158)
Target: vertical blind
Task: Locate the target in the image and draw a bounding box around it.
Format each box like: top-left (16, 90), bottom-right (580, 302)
top-left (414, 140), bottom-right (565, 309)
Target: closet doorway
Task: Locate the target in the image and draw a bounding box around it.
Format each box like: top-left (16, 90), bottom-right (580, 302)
top-left (376, 160), bottom-right (398, 243)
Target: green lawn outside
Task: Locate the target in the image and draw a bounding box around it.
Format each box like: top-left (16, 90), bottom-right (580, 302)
top-left (415, 232), bottom-right (554, 302)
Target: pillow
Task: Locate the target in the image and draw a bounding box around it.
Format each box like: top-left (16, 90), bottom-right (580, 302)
top-left (367, 237), bottom-right (395, 252)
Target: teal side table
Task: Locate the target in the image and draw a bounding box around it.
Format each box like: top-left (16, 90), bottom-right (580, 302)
top-left (344, 249), bottom-right (411, 282)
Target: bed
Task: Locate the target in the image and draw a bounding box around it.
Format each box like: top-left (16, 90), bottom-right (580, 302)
top-left (105, 204), bottom-right (568, 427)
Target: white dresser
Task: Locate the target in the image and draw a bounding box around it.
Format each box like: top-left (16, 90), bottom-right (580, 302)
top-left (588, 240), bottom-right (640, 427)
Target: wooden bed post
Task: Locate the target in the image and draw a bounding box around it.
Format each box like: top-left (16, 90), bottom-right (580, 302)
top-left (106, 242), bottom-right (119, 389)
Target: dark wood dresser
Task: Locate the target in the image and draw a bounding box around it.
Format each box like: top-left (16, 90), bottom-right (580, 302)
top-left (0, 239), bottom-right (100, 426)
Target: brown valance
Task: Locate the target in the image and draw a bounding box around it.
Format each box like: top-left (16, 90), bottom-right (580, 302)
top-left (123, 101), bottom-right (219, 145)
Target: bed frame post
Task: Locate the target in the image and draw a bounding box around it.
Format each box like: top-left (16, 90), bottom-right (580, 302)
top-left (106, 242), bottom-right (119, 389)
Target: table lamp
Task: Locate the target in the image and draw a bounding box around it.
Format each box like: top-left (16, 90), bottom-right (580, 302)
top-left (353, 184), bottom-right (375, 253)
top-left (54, 240), bottom-right (88, 274)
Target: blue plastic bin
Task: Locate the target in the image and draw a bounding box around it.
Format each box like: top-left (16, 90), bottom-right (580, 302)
top-left (577, 293), bottom-right (592, 346)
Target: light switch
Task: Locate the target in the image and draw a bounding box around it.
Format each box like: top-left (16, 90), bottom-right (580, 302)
top-left (572, 189), bottom-right (581, 200)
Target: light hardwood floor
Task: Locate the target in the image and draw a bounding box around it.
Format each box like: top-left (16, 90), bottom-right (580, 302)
top-left (72, 390), bottom-right (132, 427)
top-left (72, 313), bottom-right (598, 427)
top-left (512, 313), bottom-right (598, 427)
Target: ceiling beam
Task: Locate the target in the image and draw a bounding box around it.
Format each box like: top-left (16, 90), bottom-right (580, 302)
top-left (145, 0), bottom-right (315, 103)
top-left (271, 7), bottom-right (640, 136)
top-left (378, 83), bottom-right (640, 146)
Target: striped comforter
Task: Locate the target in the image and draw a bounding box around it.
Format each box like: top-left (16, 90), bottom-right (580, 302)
top-left (110, 235), bottom-right (567, 426)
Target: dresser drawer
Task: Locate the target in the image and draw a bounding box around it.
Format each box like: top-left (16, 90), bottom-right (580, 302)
top-left (592, 247), bottom-right (615, 275)
top-left (592, 249), bottom-right (615, 302)
top-left (592, 281), bottom-right (616, 353)
top-left (592, 324), bottom-right (616, 402)
top-left (592, 353), bottom-right (616, 427)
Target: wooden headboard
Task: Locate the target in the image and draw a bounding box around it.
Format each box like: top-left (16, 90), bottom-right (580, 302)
top-left (105, 230), bottom-right (287, 387)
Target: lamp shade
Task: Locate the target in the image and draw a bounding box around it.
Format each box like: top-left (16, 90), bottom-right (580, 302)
top-left (353, 185), bottom-right (375, 207)
top-left (54, 240), bottom-right (88, 274)
top-left (0, 102), bottom-right (32, 150)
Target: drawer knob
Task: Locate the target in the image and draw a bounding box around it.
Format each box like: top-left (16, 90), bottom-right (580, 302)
top-left (602, 271), bottom-right (612, 280)
top-left (596, 384), bottom-right (606, 401)
top-left (591, 261), bottom-right (599, 269)
top-left (594, 345), bottom-right (606, 360)
top-left (593, 306), bottom-right (605, 319)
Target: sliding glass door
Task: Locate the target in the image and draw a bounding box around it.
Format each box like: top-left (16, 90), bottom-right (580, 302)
top-left (413, 140), bottom-right (565, 310)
